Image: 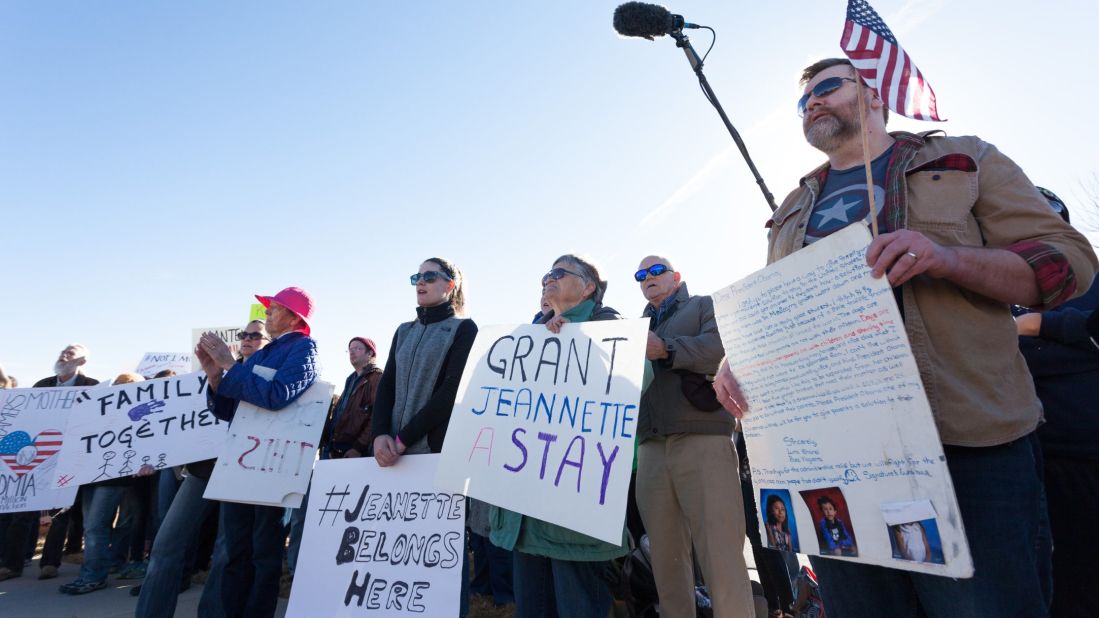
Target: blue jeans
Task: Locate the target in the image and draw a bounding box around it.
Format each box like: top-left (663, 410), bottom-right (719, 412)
top-left (286, 490), bottom-right (308, 576)
top-left (470, 532), bottom-right (515, 604)
top-left (197, 525), bottom-right (227, 618)
top-left (78, 485), bottom-right (128, 583)
top-left (218, 501), bottom-right (285, 618)
top-left (809, 434), bottom-right (1050, 618)
top-left (155, 469), bottom-right (182, 529)
top-left (513, 552), bottom-right (611, 618)
top-left (135, 475), bottom-right (215, 618)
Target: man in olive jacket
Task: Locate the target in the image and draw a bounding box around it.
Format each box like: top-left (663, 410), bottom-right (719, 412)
top-left (634, 255), bottom-right (754, 618)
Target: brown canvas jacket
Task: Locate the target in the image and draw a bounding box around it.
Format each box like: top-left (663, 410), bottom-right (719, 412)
top-left (767, 133), bottom-right (1098, 447)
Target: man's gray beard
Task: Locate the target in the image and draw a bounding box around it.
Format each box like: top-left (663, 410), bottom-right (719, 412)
top-left (54, 360), bottom-right (80, 377)
top-left (804, 114), bottom-right (860, 153)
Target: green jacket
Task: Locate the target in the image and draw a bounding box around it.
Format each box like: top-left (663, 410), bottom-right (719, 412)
top-left (488, 299), bottom-right (633, 561)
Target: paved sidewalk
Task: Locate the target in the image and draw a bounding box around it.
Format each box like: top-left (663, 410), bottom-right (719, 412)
top-left (0, 561), bottom-right (288, 618)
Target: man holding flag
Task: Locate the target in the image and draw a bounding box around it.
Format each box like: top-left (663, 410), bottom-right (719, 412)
top-left (715, 1), bottom-right (1097, 615)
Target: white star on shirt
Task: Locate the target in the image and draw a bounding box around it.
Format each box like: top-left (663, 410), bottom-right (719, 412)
top-left (814, 197), bottom-right (858, 227)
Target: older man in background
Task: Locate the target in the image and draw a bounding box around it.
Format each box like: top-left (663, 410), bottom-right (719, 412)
top-left (633, 256), bottom-right (754, 618)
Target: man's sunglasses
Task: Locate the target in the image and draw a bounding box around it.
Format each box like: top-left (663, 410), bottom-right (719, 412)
top-left (236, 332), bottom-right (267, 341)
top-left (797, 76), bottom-right (857, 118)
top-left (635, 263), bottom-right (670, 282)
top-left (410, 270), bottom-right (453, 285)
top-left (541, 267), bottom-right (584, 287)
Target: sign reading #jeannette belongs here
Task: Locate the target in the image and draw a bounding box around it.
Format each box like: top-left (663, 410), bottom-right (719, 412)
top-left (286, 455), bottom-right (464, 617)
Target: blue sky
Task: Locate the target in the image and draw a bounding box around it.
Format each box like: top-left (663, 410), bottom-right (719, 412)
top-left (3, 1), bottom-right (1097, 385)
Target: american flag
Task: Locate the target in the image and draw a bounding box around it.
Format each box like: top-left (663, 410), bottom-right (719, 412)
top-left (0, 430), bottom-right (64, 478)
top-left (840, 0), bottom-right (942, 121)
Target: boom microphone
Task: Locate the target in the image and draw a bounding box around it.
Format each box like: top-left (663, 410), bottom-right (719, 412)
top-left (613, 2), bottom-right (699, 40)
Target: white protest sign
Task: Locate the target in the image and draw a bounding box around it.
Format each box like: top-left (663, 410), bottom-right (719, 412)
top-left (286, 456), bottom-right (464, 618)
top-left (204, 380), bottom-right (334, 508)
top-left (712, 224), bottom-right (972, 577)
top-left (435, 320), bottom-right (647, 544)
top-left (0, 387), bottom-right (82, 513)
top-left (135, 352), bottom-right (193, 379)
top-left (51, 372), bottom-right (228, 489)
top-left (191, 326), bottom-right (242, 371)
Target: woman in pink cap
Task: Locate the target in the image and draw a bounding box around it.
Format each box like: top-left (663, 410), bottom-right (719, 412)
top-left (194, 286), bottom-right (317, 618)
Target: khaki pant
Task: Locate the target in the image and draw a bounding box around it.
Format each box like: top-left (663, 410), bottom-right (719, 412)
top-left (637, 434), bottom-right (755, 618)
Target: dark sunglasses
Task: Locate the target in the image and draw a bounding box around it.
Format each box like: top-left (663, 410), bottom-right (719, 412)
top-left (797, 76), bottom-right (857, 118)
top-left (634, 263), bottom-right (670, 282)
top-left (410, 270), bottom-right (453, 285)
top-left (541, 267), bottom-right (584, 287)
top-left (236, 332), bottom-right (267, 341)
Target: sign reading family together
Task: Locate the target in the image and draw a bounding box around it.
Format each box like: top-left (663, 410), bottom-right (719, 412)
top-left (0, 387), bottom-right (84, 513)
top-left (287, 455), bottom-right (464, 617)
top-left (51, 372), bottom-right (228, 489)
top-left (712, 225), bottom-right (973, 577)
top-left (436, 320), bottom-right (648, 544)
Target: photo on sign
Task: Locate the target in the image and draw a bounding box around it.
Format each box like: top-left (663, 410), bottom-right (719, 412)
top-left (800, 487), bottom-right (858, 557)
top-left (882, 499), bottom-right (945, 565)
top-left (760, 488), bottom-right (800, 553)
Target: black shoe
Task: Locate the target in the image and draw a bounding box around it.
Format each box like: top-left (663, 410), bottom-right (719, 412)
top-left (130, 584), bottom-right (142, 597)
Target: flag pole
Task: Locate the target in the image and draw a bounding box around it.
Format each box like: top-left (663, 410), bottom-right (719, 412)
top-left (854, 77), bottom-right (880, 238)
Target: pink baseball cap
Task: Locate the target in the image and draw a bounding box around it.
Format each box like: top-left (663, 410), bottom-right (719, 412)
top-left (255, 287), bottom-right (315, 336)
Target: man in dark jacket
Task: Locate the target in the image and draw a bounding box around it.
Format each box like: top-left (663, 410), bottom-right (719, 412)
top-left (634, 256), bottom-right (754, 618)
top-left (196, 287), bottom-right (318, 618)
top-left (1015, 191), bottom-right (1099, 617)
top-left (0, 345), bottom-right (98, 583)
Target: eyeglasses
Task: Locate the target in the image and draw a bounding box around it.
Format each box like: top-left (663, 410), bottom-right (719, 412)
top-left (797, 76), bottom-right (857, 118)
top-left (236, 332), bottom-right (267, 341)
top-left (410, 270), bottom-right (453, 285)
top-left (634, 263), bottom-right (671, 282)
top-left (541, 267), bottom-right (584, 287)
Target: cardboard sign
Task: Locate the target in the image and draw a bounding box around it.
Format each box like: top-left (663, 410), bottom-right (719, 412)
top-left (203, 380), bottom-right (334, 508)
top-left (712, 224), bottom-right (972, 577)
top-left (190, 326), bottom-right (242, 371)
top-left (435, 320), bottom-right (647, 544)
top-left (250, 303), bottom-right (267, 322)
top-left (135, 352), bottom-right (193, 379)
top-left (0, 387), bottom-right (83, 513)
top-left (286, 456), bottom-right (464, 618)
top-left (51, 372), bottom-right (228, 489)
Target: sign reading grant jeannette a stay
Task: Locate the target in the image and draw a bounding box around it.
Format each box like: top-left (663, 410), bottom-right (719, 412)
top-left (435, 320), bottom-right (648, 545)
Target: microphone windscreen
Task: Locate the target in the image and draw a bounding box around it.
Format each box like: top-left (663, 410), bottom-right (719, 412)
top-left (613, 1), bottom-right (674, 38)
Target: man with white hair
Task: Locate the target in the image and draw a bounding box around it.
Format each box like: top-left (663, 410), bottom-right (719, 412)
top-left (0, 345), bottom-right (99, 583)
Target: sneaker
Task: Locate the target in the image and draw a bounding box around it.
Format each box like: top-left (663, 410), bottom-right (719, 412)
top-left (39, 565), bottom-right (59, 580)
top-left (59, 580), bottom-right (80, 594)
top-left (67, 579), bottom-right (107, 595)
top-left (116, 562), bottom-right (147, 580)
top-left (0, 567), bottom-right (22, 581)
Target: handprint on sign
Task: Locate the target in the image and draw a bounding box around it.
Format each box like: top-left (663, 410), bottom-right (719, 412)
top-left (127, 399), bottom-right (167, 422)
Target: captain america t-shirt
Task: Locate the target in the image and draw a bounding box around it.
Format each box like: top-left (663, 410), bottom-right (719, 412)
top-left (804, 144), bottom-right (894, 245)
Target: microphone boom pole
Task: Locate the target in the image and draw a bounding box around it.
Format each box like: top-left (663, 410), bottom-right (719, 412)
top-left (671, 30), bottom-right (779, 212)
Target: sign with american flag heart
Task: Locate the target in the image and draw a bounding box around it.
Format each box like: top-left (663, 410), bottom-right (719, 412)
top-left (0, 387), bottom-right (82, 513)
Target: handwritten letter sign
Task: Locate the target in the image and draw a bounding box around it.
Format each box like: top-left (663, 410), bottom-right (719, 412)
top-left (204, 380), bottom-right (334, 508)
top-left (712, 224), bottom-right (972, 577)
top-left (436, 320), bottom-right (647, 544)
top-left (0, 387), bottom-right (81, 512)
top-left (52, 373), bottom-right (227, 488)
top-left (286, 456), bottom-right (464, 618)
